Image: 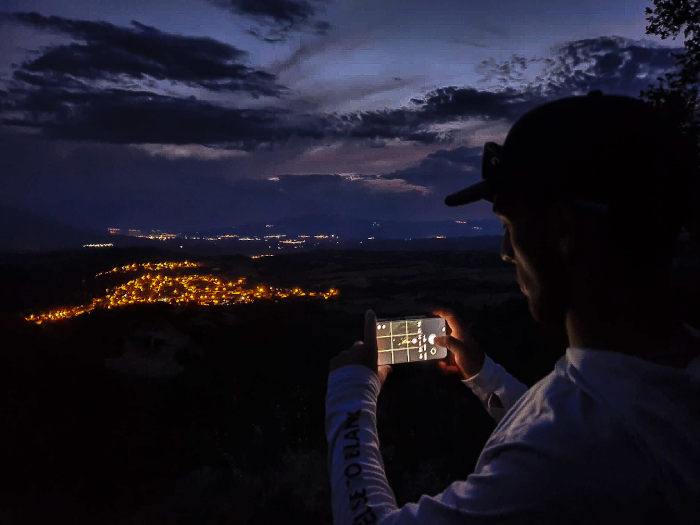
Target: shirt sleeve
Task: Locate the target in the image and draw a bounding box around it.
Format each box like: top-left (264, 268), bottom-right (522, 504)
top-left (325, 365), bottom-right (557, 525)
top-left (460, 354), bottom-right (528, 422)
top-left (327, 361), bottom-right (653, 525)
top-left (326, 365), bottom-right (399, 524)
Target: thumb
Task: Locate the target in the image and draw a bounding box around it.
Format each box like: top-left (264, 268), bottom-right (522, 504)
top-left (434, 335), bottom-right (466, 356)
top-left (377, 364), bottom-right (392, 385)
top-left (364, 309), bottom-right (378, 369)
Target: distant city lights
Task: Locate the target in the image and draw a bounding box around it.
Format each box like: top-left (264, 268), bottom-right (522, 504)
top-left (25, 260), bottom-right (338, 324)
top-left (83, 243), bottom-right (114, 248)
top-left (99, 222), bottom-right (492, 252)
top-left (102, 225), bottom-right (347, 250)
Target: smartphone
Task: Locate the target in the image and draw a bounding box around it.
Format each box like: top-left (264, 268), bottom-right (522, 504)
top-left (376, 316), bottom-right (448, 366)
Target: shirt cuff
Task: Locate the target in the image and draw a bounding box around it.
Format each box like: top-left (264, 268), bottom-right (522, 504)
top-left (461, 354), bottom-right (500, 392)
top-left (327, 364), bottom-right (381, 402)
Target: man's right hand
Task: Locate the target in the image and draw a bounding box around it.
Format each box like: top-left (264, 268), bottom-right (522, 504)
top-left (431, 308), bottom-right (485, 380)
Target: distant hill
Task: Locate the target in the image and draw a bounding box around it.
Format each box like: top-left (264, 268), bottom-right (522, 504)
top-left (0, 205), bottom-right (112, 252)
top-left (190, 213), bottom-right (503, 239)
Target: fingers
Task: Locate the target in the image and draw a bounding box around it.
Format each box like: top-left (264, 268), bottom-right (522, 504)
top-left (430, 307), bottom-right (462, 337)
top-left (364, 308), bottom-right (378, 351)
top-left (434, 335), bottom-right (448, 347)
top-left (437, 360), bottom-right (462, 376)
top-left (364, 309), bottom-right (377, 347)
top-left (347, 340), bottom-right (367, 361)
top-left (434, 335), bottom-right (464, 356)
top-left (328, 340), bottom-right (370, 373)
top-left (377, 364), bottom-right (392, 385)
top-left (430, 307), bottom-right (457, 323)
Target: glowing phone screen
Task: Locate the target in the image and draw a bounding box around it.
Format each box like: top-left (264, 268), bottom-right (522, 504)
top-left (376, 317), bottom-right (447, 365)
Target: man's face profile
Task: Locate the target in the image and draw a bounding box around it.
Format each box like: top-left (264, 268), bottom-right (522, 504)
top-left (493, 194), bottom-right (569, 327)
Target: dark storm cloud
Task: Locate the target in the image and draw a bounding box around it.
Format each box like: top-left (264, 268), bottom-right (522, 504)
top-left (3, 86), bottom-right (329, 146)
top-left (478, 36), bottom-right (678, 98)
top-left (0, 135), bottom-right (446, 230)
top-left (427, 146), bottom-right (484, 164)
top-left (0, 27), bottom-right (682, 149)
top-left (415, 86), bottom-right (543, 120)
top-left (338, 36), bottom-right (680, 144)
top-left (4, 78), bottom-right (453, 145)
top-left (8, 12), bottom-right (285, 96)
top-left (331, 88), bottom-right (542, 145)
top-left (382, 145), bottom-right (483, 194)
top-left (544, 36), bottom-right (678, 96)
top-left (208, 0), bottom-right (331, 41)
top-left (5, 74), bottom-right (448, 146)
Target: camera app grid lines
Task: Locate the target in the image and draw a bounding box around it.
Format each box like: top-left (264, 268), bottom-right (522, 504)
top-left (376, 318), bottom-right (447, 365)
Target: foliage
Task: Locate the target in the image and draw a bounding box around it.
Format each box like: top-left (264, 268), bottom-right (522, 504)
top-left (642, 0), bottom-right (700, 133)
top-left (641, 0), bottom-right (700, 236)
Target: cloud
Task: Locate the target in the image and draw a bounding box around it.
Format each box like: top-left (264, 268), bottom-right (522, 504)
top-left (325, 87), bottom-right (544, 147)
top-left (477, 36), bottom-right (678, 98)
top-left (2, 86), bottom-right (338, 146)
top-left (9, 12), bottom-right (285, 97)
top-left (382, 145), bottom-right (483, 196)
top-left (333, 36), bottom-right (680, 145)
top-left (133, 143), bottom-right (249, 160)
top-left (544, 36), bottom-right (678, 96)
top-left (0, 24), bottom-right (683, 153)
top-left (347, 175), bottom-right (431, 195)
top-left (414, 86), bottom-right (544, 121)
top-left (4, 80), bottom-right (458, 147)
top-left (208, 0), bottom-right (331, 41)
top-left (0, 136), bottom-right (482, 230)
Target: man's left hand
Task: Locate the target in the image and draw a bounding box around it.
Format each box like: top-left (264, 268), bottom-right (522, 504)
top-left (329, 309), bottom-right (392, 386)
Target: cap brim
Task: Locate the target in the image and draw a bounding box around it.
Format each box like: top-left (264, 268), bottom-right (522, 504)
top-left (444, 180), bottom-right (492, 206)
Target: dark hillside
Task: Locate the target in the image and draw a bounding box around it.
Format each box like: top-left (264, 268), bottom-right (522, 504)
top-left (3, 243), bottom-right (698, 523)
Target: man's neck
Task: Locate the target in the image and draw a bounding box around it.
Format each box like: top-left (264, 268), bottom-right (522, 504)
top-left (566, 309), bottom-right (674, 358)
top-left (564, 276), bottom-right (676, 361)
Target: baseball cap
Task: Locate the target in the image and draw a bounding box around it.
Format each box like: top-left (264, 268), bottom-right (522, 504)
top-left (444, 91), bottom-right (694, 223)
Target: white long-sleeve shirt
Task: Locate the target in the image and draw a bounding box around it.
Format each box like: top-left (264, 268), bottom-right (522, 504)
top-left (326, 323), bottom-right (700, 524)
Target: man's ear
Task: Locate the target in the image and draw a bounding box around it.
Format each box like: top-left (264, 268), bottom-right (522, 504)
top-left (563, 199), bottom-right (611, 261)
top-left (551, 200), bottom-right (576, 262)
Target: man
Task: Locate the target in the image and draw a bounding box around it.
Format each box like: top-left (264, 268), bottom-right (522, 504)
top-left (326, 92), bottom-right (700, 524)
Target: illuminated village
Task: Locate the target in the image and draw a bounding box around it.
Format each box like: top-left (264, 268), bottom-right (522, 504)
top-left (26, 260), bottom-right (338, 324)
top-left (95, 260), bottom-right (201, 277)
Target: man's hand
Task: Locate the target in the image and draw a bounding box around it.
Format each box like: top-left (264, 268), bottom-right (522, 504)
top-left (329, 309), bottom-right (392, 386)
top-left (432, 307), bottom-right (485, 380)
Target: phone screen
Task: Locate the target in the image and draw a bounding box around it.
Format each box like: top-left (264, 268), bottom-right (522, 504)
top-left (376, 316), bottom-right (447, 365)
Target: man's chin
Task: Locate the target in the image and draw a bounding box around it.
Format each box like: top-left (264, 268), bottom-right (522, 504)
top-left (527, 294), bottom-right (566, 327)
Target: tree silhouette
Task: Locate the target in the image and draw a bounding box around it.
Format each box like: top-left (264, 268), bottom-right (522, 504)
top-left (642, 0), bottom-right (699, 133)
top-left (641, 0), bottom-right (699, 235)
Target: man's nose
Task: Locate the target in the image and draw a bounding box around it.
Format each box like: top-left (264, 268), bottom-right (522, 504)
top-left (500, 229), bottom-right (515, 263)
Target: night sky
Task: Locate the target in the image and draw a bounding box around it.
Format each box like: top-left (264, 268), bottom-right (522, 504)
top-left (0, 0), bottom-right (682, 232)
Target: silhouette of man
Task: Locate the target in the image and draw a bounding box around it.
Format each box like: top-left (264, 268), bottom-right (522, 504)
top-left (326, 92), bottom-right (700, 524)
